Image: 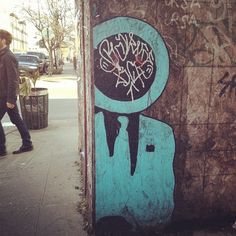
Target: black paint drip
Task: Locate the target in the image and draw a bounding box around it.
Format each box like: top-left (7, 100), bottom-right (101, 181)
top-left (103, 111), bottom-right (120, 157)
top-left (103, 111), bottom-right (139, 176)
top-left (127, 113), bottom-right (139, 176)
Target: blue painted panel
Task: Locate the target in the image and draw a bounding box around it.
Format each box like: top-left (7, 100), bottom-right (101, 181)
top-left (95, 113), bottom-right (175, 226)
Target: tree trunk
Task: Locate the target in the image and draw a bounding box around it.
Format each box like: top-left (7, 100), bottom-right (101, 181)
top-left (54, 49), bottom-right (58, 69)
top-left (48, 49), bottom-right (53, 76)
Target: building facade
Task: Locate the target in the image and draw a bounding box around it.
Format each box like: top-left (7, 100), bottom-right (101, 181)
top-left (0, 4), bottom-right (27, 52)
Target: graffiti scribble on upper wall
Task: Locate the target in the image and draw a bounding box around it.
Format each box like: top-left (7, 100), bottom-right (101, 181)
top-left (95, 32), bottom-right (156, 101)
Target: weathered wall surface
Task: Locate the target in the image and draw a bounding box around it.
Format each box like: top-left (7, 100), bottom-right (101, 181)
top-left (91, 0), bottom-right (236, 228)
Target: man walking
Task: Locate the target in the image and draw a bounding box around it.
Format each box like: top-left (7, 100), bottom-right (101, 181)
top-left (0, 29), bottom-right (33, 156)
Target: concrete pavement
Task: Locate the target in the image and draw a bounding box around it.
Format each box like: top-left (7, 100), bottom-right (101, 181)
top-left (0, 63), bottom-right (87, 236)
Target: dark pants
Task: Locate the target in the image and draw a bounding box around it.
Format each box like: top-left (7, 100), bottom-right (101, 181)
top-left (0, 99), bottom-right (32, 151)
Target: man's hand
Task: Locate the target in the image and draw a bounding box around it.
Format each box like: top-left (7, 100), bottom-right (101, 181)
top-left (6, 102), bottom-right (15, 109)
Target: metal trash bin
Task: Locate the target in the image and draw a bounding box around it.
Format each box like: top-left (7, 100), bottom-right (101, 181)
top-left (19, 88), bottom-right (48, 129)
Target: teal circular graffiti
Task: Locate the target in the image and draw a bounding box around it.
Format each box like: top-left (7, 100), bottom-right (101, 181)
top-left (93, 17), bottom-right (169, 113)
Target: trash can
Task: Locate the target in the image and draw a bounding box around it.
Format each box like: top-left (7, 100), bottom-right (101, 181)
top-left (19, 88), bottom-right (48, 129)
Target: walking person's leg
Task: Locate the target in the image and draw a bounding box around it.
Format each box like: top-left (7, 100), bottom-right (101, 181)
top-left (0, 100), bottom-right (7, 155)
top-left (0, 121), bottom-right (6, 156)
top-left (7, 104), bottom-right (33, 154)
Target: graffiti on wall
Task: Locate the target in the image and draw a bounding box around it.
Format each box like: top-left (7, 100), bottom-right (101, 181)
top-left (161, 0), bottom-right (236, 68)
top-left (94, 17), bottom-right (175, 228)
top-left (164, 0), bottom-right (200, 29)
top-left (161, 0), bottom-right (236, 102)
top-left (91, 0), bottom-right (236, 227)
top-left (99, 0), bottom-right (236, 68)
top-left (218, 72), bottom-right (236, 97)
top-left (97, 33), bottom-right (155, 102)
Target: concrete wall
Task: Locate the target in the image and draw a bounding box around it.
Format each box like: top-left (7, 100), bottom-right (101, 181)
top-left (82, 0), bottom-right (236, 232)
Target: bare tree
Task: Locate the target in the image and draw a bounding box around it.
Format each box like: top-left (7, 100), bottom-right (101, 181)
top-left (23, 0), bottom-right (74, 74)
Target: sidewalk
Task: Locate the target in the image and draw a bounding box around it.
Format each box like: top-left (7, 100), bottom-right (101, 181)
top-left (0, 63), bottom-right (87, 236)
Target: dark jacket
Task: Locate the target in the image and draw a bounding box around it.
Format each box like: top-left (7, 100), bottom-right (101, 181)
top-left (0, 47), bottom-right (19, 104)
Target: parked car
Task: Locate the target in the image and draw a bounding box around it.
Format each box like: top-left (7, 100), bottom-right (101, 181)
top-left (14, 52), bottom-right (25, 60)
top-left (26, 51), bottom-right (49, 73)
top-left (17, 55), bottom-right (44, 74)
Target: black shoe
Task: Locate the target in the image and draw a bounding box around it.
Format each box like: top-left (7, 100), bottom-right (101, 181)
top-left (0, 150), bottom-right (7, 156)
top-left (13, 145), bottom-right (33, 154)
